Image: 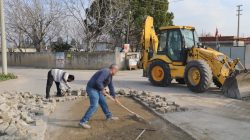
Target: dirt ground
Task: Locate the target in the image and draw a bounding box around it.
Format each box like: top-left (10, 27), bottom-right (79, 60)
top-left (45, 97), bottom-right (194, 140)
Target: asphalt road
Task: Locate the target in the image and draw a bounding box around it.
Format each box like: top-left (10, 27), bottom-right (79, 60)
top-left (1, 67), bottom-right (250, 140)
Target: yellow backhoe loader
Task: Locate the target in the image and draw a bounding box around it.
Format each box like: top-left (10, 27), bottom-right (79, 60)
top-left (139, 16), bottom-right (250, 99)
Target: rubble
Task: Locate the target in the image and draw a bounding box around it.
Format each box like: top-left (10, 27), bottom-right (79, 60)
top-left (0, 103), bottom-right (10, 112)
top-left (35, 119), bottom-right (45, 126)
top-left (48, 98), bottom-right (56, 103)
top-left (156, 107), bottom-right (166, 114)
top-left (0, 122), bottom-right (9, 134)
top-left (5, 122), bottom-right (18, 136)
top-left (117, 89), bottom-right (126, 95)
top-left (80, 89), bottom-right (87, 96)
top-left (116, 89), bottom-right (188, 114)
top-left (0, 90), bottom-right (85, 140)
top-left (21, 112), bottom-right (35, 124)
top-left (0, 92), bottom-right (51, 139)
top-left (71, 90), bottom-right (81, 96)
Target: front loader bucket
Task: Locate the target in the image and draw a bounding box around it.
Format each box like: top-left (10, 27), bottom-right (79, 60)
top-left (222, 70), bottom-right (250, 99)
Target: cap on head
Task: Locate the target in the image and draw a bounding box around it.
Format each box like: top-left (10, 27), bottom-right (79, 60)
top-left (68, 75), bottom-right (75, 82)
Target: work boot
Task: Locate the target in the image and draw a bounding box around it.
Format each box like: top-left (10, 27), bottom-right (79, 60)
top-left (56, 94), bottom-right (64, 97)
top-left (106, 116), bottom-right (119, 121)
top-left (79, 122), bottom-right (91, 129)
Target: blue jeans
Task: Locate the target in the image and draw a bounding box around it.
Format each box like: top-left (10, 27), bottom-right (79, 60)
top-left (80, 87), bottom-right (112, 123)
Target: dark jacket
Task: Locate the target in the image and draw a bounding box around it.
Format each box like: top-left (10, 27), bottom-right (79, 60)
top-left (87, 68), bottom-right (116, 97)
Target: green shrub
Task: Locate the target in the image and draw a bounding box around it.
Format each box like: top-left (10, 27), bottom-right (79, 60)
top-left (52, 42), bottom-right (72, 52)
top-left (0, 73), bottom-right (17, 81)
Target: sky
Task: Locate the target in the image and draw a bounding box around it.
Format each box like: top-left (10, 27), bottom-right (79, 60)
top-left (169, 0), bottom-right (250, 37)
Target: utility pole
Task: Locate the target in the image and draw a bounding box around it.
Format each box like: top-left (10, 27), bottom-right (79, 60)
top-left (236, 4), bottom-right (243, 47)
top-left (0, 0), bottom-right (7, 74)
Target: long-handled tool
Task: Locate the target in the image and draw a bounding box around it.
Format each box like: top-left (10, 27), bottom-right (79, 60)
top-left (104, 93), bottom-right (148, 123)
top-left (135, 128), bottom-right (156, 140)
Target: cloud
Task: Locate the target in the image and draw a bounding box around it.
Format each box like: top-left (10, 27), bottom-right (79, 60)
top-left (169, 0), bottom-right (250, 37)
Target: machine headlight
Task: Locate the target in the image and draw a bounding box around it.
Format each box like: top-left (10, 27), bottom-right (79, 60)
top-left (215, 55), bottom-right (225, 62)
top-left (227, 57), bottom-right (233, 63)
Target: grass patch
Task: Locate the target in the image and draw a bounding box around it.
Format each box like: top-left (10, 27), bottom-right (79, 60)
top-left (0, 73), bottom-right (17, 82)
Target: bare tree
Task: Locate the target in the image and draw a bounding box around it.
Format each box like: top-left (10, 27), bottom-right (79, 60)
top-left (64, 0), bottom-right (128, 51)
top-left (5, 0), bottom-right (64, 52)
top-left (63, 0), bottom-right (94, 51)
top-left (6, 27), bottom-right (26, 52)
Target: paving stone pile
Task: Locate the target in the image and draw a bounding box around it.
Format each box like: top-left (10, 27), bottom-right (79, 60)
top-left (0, 90), bottom-right (86, 140)
top-left (116, 89), bottom-right (188, 114)
top-left (0, 91), bottom-right (56, 140)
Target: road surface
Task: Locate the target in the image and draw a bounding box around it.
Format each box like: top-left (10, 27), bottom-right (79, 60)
top-left (1, 67), bottom-right (250, 140)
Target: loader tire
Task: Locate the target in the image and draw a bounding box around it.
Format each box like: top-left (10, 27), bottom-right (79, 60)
top-left (176, 78), bottom-right (185, 84)
top-left (148, 61), bottom-right (172, 87)
top-left (185, 60), bottom-right (213, 93)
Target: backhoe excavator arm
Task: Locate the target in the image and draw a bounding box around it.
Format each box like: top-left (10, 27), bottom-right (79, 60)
top-left (140, 16), bottom-right (159, 72)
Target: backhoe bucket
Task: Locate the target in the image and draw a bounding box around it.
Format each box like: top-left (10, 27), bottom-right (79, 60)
top-left (223, 70), bottom-right (250, 99)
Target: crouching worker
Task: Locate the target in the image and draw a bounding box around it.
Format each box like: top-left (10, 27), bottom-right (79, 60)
top-left (46, 69), bottom-right (75, 99)
top-left (79, 64), bottom-right (119, 129)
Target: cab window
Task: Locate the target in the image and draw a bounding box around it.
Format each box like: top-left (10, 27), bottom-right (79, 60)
top-left (157, 29), bottom-right (185, 62)
top-left (181, 29), bottom-right (196, 48)
top-left (158, 31), bottom-right (168, 52)
top-left (167, 29), bottom-right (183, 61)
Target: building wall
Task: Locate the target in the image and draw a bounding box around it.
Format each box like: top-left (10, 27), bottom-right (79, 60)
top-left (199, 36), bottom-right (246, 48)
top-left (0, 52), bottom-right (125, 70)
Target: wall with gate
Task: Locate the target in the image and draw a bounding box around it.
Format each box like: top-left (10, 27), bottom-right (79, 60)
top-left (0, 52), bottom-right (125, 70)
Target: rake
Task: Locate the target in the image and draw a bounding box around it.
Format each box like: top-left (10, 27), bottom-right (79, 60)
top-left (104, 93), bottom-right (148, 124)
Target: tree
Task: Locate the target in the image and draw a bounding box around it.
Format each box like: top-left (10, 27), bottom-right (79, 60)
top-left (51, 37), bottom-right (72, 52)
top-left (51, 43), bottom-right (72, 52)
top-left (70, 38), bottom-right (77, 46)
top-left (64, 0), bottom-right (94, 51)
top-left (87, 0), bottom-right (174, 51)
top-left (89, 0), bottom-right (130, 50)
top-left (129, 0), bottom-right (174, 50)
top-left (131, 0), bottom-right (173, 31)
top-left (63, 0), bottom-right (173, 51)
top-left (64, 0), bottom-right (128, 51)
top-left (6, 28), bottom-right (26, 52)
top-left (5, 0), bottom-right (64, 52)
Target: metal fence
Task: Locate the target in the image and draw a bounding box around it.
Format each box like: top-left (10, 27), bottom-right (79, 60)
top-left (218, 46), bottom-right (246, 66)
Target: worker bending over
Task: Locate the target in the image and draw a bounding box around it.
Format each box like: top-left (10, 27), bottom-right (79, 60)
top-left (46, 69), bottom-right (75, 99)
top-left (79, 64), bottom-right (119, 129)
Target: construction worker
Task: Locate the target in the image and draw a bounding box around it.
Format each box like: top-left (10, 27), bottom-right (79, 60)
top-left (79, 64), bottom-right (119, 129)
top-left (46, 69), bottom-right (75, 99)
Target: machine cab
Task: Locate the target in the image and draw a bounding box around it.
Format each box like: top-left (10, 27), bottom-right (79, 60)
top-left (157, 26), bottom-right (199, 63)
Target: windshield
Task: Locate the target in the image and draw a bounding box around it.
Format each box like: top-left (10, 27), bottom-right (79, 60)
top-left (181, 29), bottom-right (199, 48)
